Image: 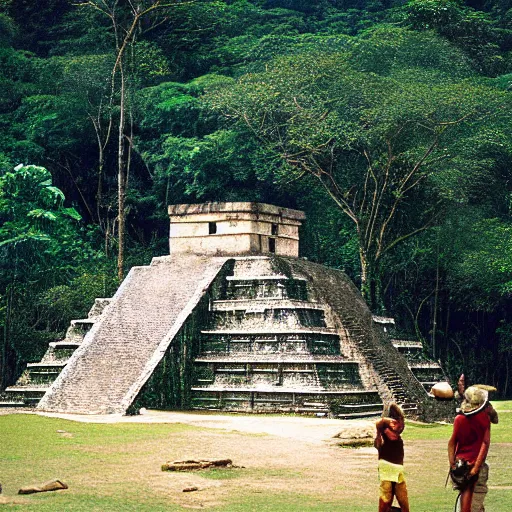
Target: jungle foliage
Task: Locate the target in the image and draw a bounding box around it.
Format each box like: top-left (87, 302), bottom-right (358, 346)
top-left (0, 0), bottom-right (511, 394)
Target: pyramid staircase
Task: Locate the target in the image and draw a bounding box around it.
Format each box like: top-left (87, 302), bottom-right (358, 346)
top-left (0, 298), bottom-right (111, 408)
top-left (189, 257), bottom-right (383, 418)
top-left (323, 315), bottom-right (418, 417)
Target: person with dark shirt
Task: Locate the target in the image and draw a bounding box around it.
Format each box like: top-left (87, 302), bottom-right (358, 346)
top-left (375, 403), bottom-right (409, 512)
top-left (448, 386), bottom-right (494, 512)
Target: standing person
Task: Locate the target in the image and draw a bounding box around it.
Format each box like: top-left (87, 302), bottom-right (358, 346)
top-left (448, 386), bottom-right (494, 512)
top-left (375, 403), bottom-right (410, 512)
top-left (452, 380), bottom-right (498, 512)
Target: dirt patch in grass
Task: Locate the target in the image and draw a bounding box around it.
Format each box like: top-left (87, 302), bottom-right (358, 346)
top-left (0, 496), bottom-right (31, 506)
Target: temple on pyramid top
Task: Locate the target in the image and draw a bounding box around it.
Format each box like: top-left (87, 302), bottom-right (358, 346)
top-left (168, 202), bottom-right (306, 257)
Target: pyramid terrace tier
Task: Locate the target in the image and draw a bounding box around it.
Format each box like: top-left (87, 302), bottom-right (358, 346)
top-left (190, 388), bottom-right (381, 414)
top-left (194, 355), bottom-right (353, 363)
top-left (391, 339), bottom-right (432, 362)
top-left (199, 329), bottom-right (341, 356)
top-left (39, 318), bottom-right (97, 364)
top-left (223, 276), bottom-right (308, 301)
top-left (62, 318), bottom-right (96, 344)
top-left (87, 297), bottom-right (112, 318)
top-left (391, 340), bottom-right (423, 349)
top-left (210, 299), bottom-right (322, 311)
top-left (193, 359), bottom-right (363, 389)
top-left (409, 363), bottom-right (445, 384)
top-left (209, 303), bottom-right (327, 330)
top-left (3, 386), bottom-right (49, 406)
top-left (231, 256), bottom-right (295, 278)
top-left (40, 341), bottom-right (81, 363)
top-left (25, 362), bottom-right (67, 385)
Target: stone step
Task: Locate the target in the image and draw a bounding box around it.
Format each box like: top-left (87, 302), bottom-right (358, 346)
top-left (226, 275), bottom-right (306, 282)
top-left (50, 341), bottom-right (81, 350)
top-left (294, 407), bottom-right (330, 413)
top-left (3, 385), bottom-right (48, 407)
top-left (27, 362), bottom-right (66, 369)
top-left (201, 328), bottom-right (337, 335)
top-left (391, 339), bottom-right (423, 349)
top-left (211, 299), bottom-right (322, 311)
top-left (191, 387), bottom-right (377, 395)
top-left (0, 400), bottom-right (26, 408)
top-left (195, 356), bottom-right (354, 363)
top-left (336, 410), bottom-right (382, 419)
top-left (335, 402), bottom-right (383, 411)
top-left (70, 318), bottom-right (95, 328)
top-left (38, 256), bottom-right (233, 414)
top-left (5, 386), bottom-right (48, 394)
top-left (409, 362), bottom-right (442, 369)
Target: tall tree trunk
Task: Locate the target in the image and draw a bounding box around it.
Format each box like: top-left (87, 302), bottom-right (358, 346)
top-left (117, 60), bottom-right (126, 282)
top-left (358, 244), bottom-right (383, 312)
top-left (432, 244), bottom-right (440, 359)
top-left (504, 356), bottom-right (509, 397)
top-left (359, 246), bottom-right (370, 304)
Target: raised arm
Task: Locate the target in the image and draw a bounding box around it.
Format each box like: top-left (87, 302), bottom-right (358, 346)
top-left (487, 403), bottom-right (499, 424)
top-left (470, 426), bottom-right (490, 477)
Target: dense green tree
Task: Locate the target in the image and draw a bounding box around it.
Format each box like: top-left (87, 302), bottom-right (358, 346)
top-left (399, 0), bottom-right (512, 75)
top-left (0, 164), bottom-right (109, 387)
top-left (206, 29), bottom-right (511, 309)
top-left (0, 0), bottom-right (71, 55)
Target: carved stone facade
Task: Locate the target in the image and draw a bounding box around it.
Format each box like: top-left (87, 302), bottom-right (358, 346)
top-left (168, 202), bottom-right (304, 257)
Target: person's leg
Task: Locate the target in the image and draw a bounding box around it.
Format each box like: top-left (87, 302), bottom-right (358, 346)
top-left (471, 463), bottom-right (489, 512)
top-left (395, 480), bottom-right (410, 512)
top-left (459, 481), bottom-right (477, 512)
top-left (379, 480), bottom-right (393, 512)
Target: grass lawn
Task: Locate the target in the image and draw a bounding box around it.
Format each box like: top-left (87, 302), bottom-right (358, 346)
top-left (1, 402), bottom-right (511, 511)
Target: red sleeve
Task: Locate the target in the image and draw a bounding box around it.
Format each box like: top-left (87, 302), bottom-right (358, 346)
top-left (452, 414), bottom-right (463, 440)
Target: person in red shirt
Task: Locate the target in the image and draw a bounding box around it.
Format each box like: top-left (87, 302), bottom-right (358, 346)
top-left (448, 386), bottom-right (492, 512)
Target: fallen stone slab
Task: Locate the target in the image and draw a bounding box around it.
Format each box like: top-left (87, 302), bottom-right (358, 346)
top-left (162, 458), bottom-right (233, 472)
top-left (18, 479), bottom-right (68, 495)
top-left (333, 424), bottom-right (374, 447)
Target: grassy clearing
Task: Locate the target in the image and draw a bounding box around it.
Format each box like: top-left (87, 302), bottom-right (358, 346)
top-left (0, 403), bottom-right (511, 511)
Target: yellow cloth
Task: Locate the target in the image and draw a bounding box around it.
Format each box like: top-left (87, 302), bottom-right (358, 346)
top-left (378, 459), bottom-right (405, 483)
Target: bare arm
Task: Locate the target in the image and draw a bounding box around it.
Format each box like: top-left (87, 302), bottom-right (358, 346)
top-left (470, 426), bottom-right (490, 476)
top-left (374, 430), bottom-right (383, 450)
top-left (374, 418), bottom-right (390, 450)
top-left (375, 418), bottom-right (391, 430)
top-left (448, 430), bottom-right (458, 468)
top-left (375, 417), bottom-right (398, 432)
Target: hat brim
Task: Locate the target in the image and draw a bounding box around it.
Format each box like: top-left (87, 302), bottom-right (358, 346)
top-left (461, 401), bottom-right (487, 416)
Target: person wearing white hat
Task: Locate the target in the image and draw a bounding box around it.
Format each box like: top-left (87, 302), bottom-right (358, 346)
top-left (448, 386), bottom-right (493, 512)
